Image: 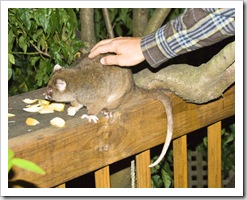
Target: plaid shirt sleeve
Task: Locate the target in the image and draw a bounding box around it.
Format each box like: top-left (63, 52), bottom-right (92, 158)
top-left (140, 8), bottom-right (235, 68)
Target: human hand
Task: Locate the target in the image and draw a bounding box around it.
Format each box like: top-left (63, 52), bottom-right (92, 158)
top-left (88, 37), bottom-right (145, 67)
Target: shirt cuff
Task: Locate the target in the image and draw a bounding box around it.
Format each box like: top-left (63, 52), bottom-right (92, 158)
top-left (140, 30), bottom-right (169, 68)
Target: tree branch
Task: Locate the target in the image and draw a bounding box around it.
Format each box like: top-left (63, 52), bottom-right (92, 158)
top-left (143, 8), bottom-right (171, 36)
top-left (102, 8), bottom-right (114, 39)
top-left (30, 41), bottom-right (51, 58)
top-left (134, 41), bottom-right (235, 103)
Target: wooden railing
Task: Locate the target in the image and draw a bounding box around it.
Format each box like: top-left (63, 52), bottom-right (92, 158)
top-left (8, 85), bottom-right (235, 188)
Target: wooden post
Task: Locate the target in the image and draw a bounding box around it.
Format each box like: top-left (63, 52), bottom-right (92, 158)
top-left (207, 121), bottom-right (222, 188)
top-left (56, 183), bottom-right (66, 188)
top-left (94, 166), bottom-right (110, 188)
top-left (173, 135), bottom-right (188, 188)
top-left (136, 150), bottom-right (151, 188)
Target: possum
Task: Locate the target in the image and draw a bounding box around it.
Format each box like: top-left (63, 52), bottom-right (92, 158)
top-left (45, 54), bottom-right (173, 167)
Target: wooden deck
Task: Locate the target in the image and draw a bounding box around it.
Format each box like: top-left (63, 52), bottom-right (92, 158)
top-left (8, 85), bottom-right (235, 188)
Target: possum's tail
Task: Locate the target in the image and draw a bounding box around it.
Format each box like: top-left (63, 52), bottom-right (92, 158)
top-left (148, 91), bottom-right (173, 168)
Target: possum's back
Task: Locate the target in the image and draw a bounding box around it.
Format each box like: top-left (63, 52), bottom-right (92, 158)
top-left (73, 54), bottom-right (135, 110)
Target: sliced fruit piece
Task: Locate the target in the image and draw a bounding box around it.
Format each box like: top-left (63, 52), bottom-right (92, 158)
top-left (49, 103), bottom-right (65, 112)
top-left (22, 98), bottom-right (38, 104)
top-left (8, 113), bottom-right (15, 118)
top-left (50, 117), bottom-right (65, 128)
top-left (39, 99), bottom-right (50, 106)
top-left (23, 104), bottom-right (44, 112)
top-left (38, 106), bottom-right (54, 114)
top-left (26, 117), bottom-right (40, 126)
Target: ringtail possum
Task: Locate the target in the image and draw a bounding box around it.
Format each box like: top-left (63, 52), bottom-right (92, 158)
top-left (45, 54), bottom-right (173, 167)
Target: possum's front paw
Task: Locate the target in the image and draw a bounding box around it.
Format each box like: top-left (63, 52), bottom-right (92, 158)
top-left (81, 114), bottom-right (99, 123)
top-left (67, 106), bottom-right (77, 116)
top-left (67, 104), bottom-right (83, 116)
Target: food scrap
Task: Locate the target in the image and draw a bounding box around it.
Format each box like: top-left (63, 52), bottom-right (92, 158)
top-left (22, 98), bottom-right (38, 104)
top-left (26, 117), bottom-right (40, 126)
top-left (23, 98), bottom-right (65, 114)
top-left (50, 117), bottom-right (65, 128)
top-left (8, 113), bottom-right (15, 118)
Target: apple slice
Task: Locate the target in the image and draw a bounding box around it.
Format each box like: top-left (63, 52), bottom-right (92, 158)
top-left (50, 117), bottom-right (65, 128)
top-left (8, 113), bottom-right (15, 118)
top-left (23, 104), bottom-right (44, 112)
top-left (22, 98), bottom-right (38, 104)
top-left (26, 117), bottom-right (40, 126)
top-left (49, 103), bottom-right (65, 112)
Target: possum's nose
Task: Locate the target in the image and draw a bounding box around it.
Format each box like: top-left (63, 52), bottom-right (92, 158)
top-left (45, 94), bottom-right (51, 100)
top-left (45, 87), bottom-right (53, 100)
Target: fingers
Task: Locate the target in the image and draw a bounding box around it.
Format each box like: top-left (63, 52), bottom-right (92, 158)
top-left (88, 38), bottom-right (115, 58)
top-left (100, 54), bottom-right (120, 66)
top-left (87, 37), bottom-right (144, 67)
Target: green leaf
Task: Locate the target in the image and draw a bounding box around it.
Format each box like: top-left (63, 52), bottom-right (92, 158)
top-left (32, 29), bottom-right (44, 42)
top-left (8, 149), bottom-right (14, 161)
top-left (224, 133), bottom-right (234, 145)
top-left (19, 35), bottom-right (28, 53)
top-left (34, 9), bottom-right (52, 33)
top-left (161, 168), bottom-right (172, 188)
top-left (203, 137), bottom-right (208, 147)
top-left (67, 9), bottom-right (77, 30)
top-left (8, 149), bottom-right (14, 172)
top-left (12, 158), bottom-right (45, 175)
top-left (115, 24), bottom-right (123, 36)
top-left (30, 56), bottom-right (40, 66)
top-left (151, 174), bottom-right (163, 188)
top-left (19, 8), bottom-right (32, 30)
top-left (38, 35), bottom-right (46, 51)
top-left (8, 67), bottom-right (13, 81)
top-left (8, 29), bottom-right (15, 50)
top-left (8, 53), bottom-right (15, 64)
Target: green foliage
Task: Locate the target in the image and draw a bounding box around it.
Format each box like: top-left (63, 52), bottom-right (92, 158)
top-left (221, 124), bottom-right (235, 178)
top-left (8, 149), bottom-right (45, 175)
top-left (94, 8), bottom-right (133, 41)
top-left (8, 8), bottom-right (83, 95)
top-left (196, 123), bottom-right (235, 179)
top-left (151, 149), bottom-right (174, 188)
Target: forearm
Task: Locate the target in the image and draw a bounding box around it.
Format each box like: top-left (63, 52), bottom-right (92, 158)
top-left (141, 8), bottom-right (235, 68)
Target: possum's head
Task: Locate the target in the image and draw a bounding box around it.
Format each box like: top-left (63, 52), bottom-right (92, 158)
top-left (45, 64), bottom-right (74, 102)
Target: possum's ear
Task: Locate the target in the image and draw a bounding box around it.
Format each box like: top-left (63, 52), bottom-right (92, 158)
top-left (56, 79), bottom-right (66, 92)
top-left (53, 64), bottom-right (63, 72)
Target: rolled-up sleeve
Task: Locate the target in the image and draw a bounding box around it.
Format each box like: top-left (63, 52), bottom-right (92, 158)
top-left (141, 8), bottom-right (235, 68)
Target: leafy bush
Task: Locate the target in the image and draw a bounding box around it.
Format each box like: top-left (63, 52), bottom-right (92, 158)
top-left (8, 8), bottom-right (83, 95)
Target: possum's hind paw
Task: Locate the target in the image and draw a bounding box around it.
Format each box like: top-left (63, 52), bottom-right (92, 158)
top-left (81, 114), bottom-right (99, 123)
top-left (101, 110), bottom-right (113, 119)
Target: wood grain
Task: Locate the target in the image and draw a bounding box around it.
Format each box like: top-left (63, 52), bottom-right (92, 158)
top-left (173, 135), bottom-right (188, 188)
top-left (136, 150), bottom-right (151, 188)
top-left (95, 166), bottom-right (110, 188)
top-left (8, 85), bottom-right (234, 187)
top-left (207, 121), bottom-right (222, 188)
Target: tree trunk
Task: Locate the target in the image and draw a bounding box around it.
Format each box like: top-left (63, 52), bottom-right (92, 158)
top-left (80, 8), bottom-right (96, 54)
top-left (143, 8), bottom-right (171, 35)
top-left (133, 9), bottom-right (148, 37)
